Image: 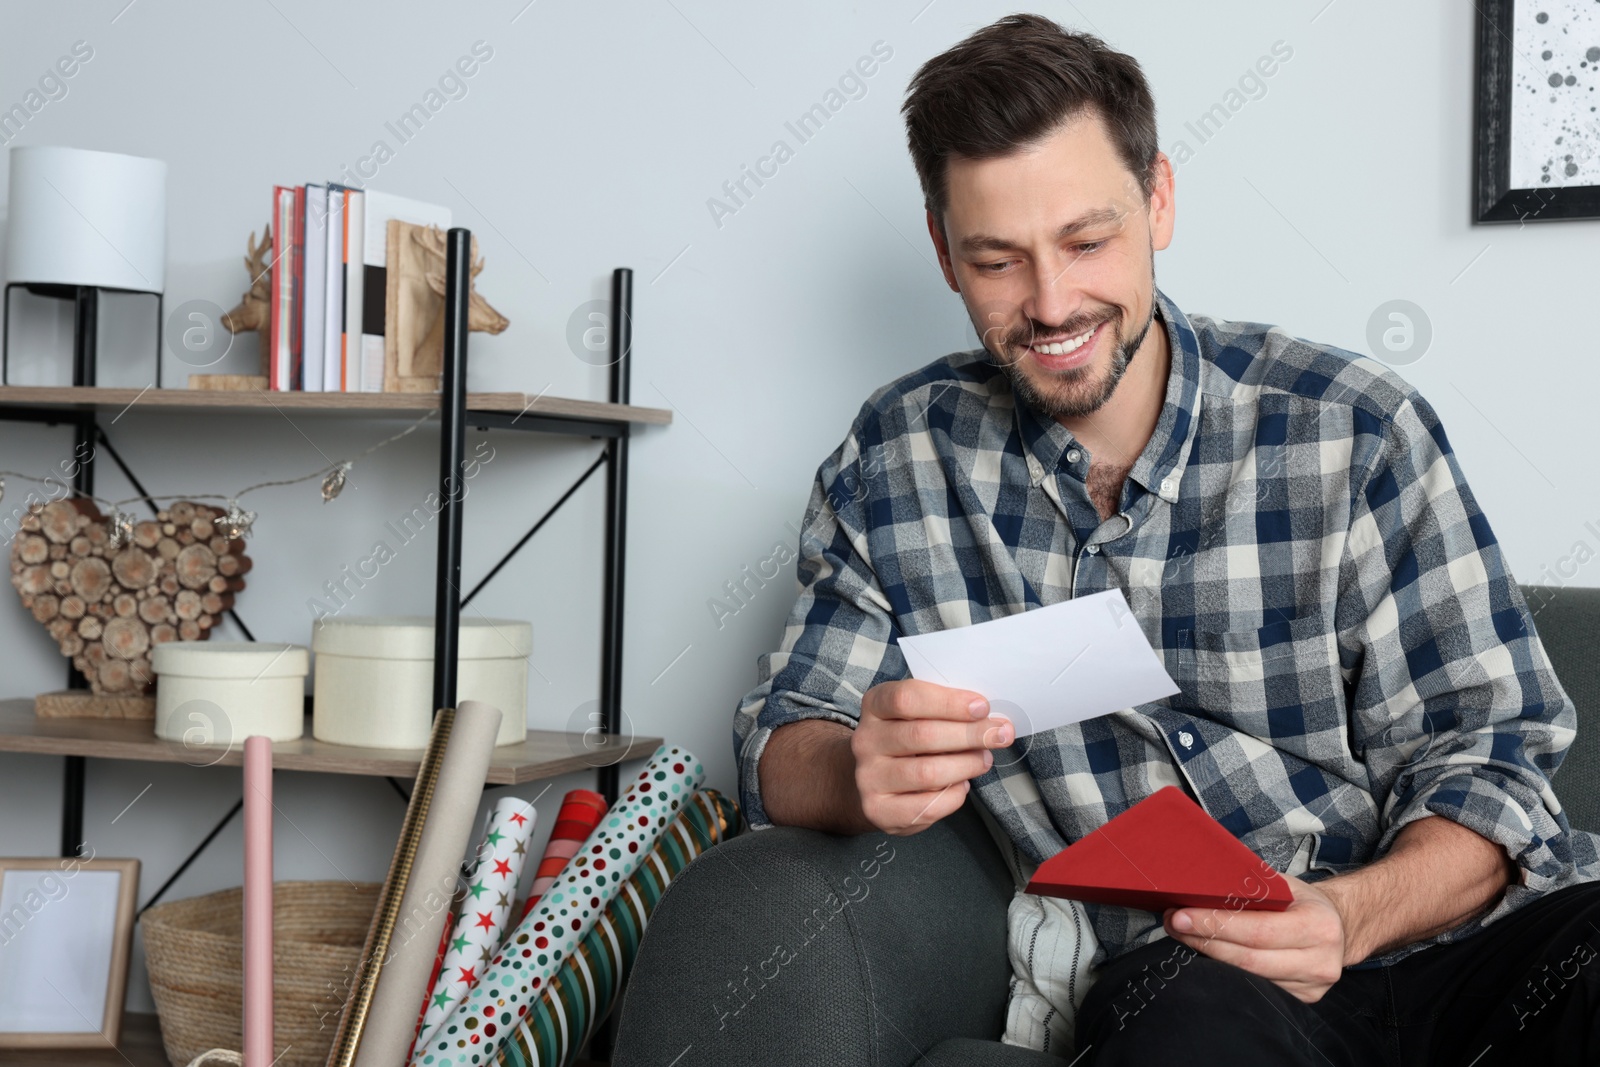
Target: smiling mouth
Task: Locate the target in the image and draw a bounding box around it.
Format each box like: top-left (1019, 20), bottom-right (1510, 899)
top-left (1012, 316), bottom-right (1110, 372)
top-left (1025, 321), bottom-right (1101, 356)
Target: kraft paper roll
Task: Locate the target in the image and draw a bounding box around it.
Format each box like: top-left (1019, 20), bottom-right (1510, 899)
top-left (409, 744), bottom-right (704, 1067)
top-left (350, 700), bottom-right (502, 1067)
top-left (325, 708), bottom-right (459, 1067)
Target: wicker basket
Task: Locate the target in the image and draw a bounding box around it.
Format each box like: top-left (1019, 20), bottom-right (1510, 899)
top-left (142, 881), bottom-right (380, 1067)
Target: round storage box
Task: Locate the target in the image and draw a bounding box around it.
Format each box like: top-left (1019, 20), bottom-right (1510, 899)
top-left (311, 616), bottom-right (530, 748)
top-left (152, 641), bottom-right (310, 743)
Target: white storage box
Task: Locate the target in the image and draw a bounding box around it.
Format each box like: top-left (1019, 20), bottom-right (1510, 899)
top-left (311, 616), bottom-right (530, 749)
top-left (151, 641), bottom-right (310, 744)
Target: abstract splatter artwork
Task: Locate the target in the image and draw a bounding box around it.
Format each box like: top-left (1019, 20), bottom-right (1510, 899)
top-left (1475, 0), bottom-right (1600, 221)
top-left (1509, 2), bottom-right (1600, 188)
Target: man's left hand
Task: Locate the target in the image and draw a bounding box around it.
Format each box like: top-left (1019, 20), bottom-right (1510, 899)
top-left (1162, 874), bottom-right (1351, 1004)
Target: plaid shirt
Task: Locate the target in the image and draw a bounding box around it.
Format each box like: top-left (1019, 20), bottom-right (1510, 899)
top-left (734, 286), bottom-right (1600, 968)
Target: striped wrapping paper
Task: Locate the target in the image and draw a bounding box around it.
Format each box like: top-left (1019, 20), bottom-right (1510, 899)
top-left (490, 790), bottom-right (739, 1067)
top-left (412, 796), bottom-right (539, 1055)
top-left (518, 790), bottom-right (608, 920)
top-left (409, 745), bottom-right (703, 1067)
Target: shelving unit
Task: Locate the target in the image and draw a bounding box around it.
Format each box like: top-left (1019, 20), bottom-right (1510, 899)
top-left (0, 700), bottom-right (661, 784)
top-left (0, 384), bottom-right (670, 427)
top-left (0, 252), bottom-right (669, 902)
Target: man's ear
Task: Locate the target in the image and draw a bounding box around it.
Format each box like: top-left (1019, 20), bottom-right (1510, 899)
top-left (1145, 152), bottom-right (1176, 253)
top-left (926, 209), bottom-right (961, 292)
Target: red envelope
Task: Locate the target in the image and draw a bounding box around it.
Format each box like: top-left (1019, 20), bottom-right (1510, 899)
top-left (1025, 786), bottom-right (1294, 912)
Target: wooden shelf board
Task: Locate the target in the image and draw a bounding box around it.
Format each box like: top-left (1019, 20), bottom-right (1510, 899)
top-left (0, 385), bottom-right (671, 427)
top-left (0, 699), bottom-right (661, 785)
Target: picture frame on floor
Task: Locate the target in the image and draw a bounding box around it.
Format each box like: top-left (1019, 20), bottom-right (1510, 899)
top-left (0, 856), bottom-right (140, 1050)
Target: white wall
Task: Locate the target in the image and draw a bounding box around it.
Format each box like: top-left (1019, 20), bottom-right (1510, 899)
top-left (0, 0), bottom-right (1594, 1014)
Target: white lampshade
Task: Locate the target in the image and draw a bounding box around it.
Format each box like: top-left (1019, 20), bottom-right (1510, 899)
top-left (5, 146), bottom-right (167, 294)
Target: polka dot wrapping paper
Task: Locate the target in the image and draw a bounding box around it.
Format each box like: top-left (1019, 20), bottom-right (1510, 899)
top-left (489, 789), bottom-right (740, 1067)
top-left (408, 744), bottom-right (703, 1067)
top-left (411, 796), bottom-right (540, 1055)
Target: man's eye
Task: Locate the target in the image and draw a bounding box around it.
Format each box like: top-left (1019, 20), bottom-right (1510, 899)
top-left (1073, 241), bottom-right (1105, 254)
top-left (977, 261), bottom-right (1011, 273)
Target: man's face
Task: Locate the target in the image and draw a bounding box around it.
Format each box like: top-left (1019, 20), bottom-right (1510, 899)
top-left (928, 110), bottom-right (1175, 420)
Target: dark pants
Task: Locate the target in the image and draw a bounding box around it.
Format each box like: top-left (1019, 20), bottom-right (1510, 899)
top-left (1074, 880), bottom-right (1600, 1066)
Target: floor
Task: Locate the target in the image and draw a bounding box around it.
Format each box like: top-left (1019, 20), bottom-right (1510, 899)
top-left (4, 1013), bottom-right (609, 1066)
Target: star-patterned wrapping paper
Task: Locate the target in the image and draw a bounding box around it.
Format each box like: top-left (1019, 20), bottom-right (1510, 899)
top-left (412, 796), bottom-right (539, 1055)
top-left (412, 806), bottom-right (500, 1047)
top-left (408, 744), bottom-right (704, 1067)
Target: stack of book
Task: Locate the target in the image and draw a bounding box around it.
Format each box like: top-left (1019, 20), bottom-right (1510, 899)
top-left (265, 184), bottom-right (451, 391)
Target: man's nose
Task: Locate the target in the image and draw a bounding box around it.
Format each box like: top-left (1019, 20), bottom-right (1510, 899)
top-left (1024, 256), bottom-right (1085, 333)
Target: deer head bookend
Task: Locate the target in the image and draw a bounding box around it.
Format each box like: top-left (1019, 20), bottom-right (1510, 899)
top-left (221, 222), bottom-right (272, 336)
top-left (414, 224), bottom-right (510, 365)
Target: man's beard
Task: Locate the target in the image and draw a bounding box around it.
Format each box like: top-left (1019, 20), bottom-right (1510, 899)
top-left (978, 296), bottom-right (1157, 420)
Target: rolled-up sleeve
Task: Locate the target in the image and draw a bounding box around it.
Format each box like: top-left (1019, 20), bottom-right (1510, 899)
top-left (1340, 391), bottom-right (1581, 904)
top-left (733, 423), bottom-right (907, 831)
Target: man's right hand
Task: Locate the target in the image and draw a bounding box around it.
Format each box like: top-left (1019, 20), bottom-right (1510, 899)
top-left (854, 679), bottom-right (1015, 835)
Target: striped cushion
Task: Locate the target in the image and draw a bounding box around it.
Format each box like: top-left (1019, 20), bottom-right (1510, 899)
top-left (489, 789), bottom-right (739, 1066)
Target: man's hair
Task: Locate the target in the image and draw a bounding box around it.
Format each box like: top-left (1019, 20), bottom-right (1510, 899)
top-left (901, 13), bottom-right (1160, 231)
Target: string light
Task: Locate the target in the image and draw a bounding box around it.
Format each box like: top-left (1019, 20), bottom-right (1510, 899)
top-left (0, 411), bottom-right (435, 538)
top-left (321, 462), bottom-right (352, 503)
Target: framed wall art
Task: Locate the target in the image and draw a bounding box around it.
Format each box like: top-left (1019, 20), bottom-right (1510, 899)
top-left (1474, 0), bottom-right (1600, 221)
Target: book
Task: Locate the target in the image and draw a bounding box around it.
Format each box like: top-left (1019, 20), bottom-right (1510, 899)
top-left (269, 185), bottom-right (295, 391)
top-left (301, 184), bottom-right (328, 393)
top-left (290, 184), bottom-right (305, 389)
top-left (342, 190), bottom-right (364, 391)
top-left (323, 185), bottom-right (349, 392)
top-left (1025, 786), bottom-right (1294, 913)
top-left (361, 191), bottom-right (450, 393)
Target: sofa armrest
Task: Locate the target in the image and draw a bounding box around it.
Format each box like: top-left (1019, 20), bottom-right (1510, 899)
top-left (1522, 583), bottom-right (1600, 833)
top-left (612, 798), bottom-right (1015, 1067)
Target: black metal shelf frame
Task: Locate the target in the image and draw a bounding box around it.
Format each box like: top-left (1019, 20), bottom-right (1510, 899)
top-left (0, 243), bottom-right (639, 868)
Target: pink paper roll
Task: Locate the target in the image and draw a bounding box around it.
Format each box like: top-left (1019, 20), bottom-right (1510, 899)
top-left (244, 735), bottom-right (273, 1066)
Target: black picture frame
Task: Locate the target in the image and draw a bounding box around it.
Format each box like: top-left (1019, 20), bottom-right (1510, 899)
top-left (1473, 0), bottom-right (1600, 223)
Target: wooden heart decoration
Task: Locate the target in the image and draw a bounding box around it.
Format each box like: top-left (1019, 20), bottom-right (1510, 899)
top-left (9, 499), bottom-right (252, 694)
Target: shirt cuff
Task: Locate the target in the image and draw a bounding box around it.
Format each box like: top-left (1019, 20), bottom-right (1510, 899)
top-left (1378, 769), bottom-right (1563, 890)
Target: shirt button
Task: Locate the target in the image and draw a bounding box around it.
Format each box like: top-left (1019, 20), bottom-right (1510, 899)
top-left (1066, 448), bottom-right (1082, 463)
top-left (1178, 730), bottom-right (1194, 749)
top-left (1160, 478), bottom-right (1175, 496)
top-left (1086, 543), bottom-right (1100, 555)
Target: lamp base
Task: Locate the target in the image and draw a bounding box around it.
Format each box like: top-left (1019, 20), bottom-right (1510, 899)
top-left (2, 282), bottom-right (163, 388)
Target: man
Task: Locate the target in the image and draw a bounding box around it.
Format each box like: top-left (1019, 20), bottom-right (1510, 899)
top-left (733, 13), bottom-right (1600, 1066)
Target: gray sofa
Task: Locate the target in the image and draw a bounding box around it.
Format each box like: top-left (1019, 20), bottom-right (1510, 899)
top-left (612, 585), bottom-right (1600, 1066)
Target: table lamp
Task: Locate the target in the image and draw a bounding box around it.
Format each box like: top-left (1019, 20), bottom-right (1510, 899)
top-left (2, 145), bottom-right (167, 388)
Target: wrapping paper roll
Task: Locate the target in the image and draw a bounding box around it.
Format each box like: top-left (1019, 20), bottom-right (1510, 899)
top-left (324, 701), bottom-right (502, 1067)
top-left (324, 709), bottom-right (458, 1067)
top-left (412, 807), bottom-right (496, 1049)
top-left (413, 796), bottom-right (539, 1054)
top-left (488, 790), bottom-right (740, 1067)
top-left (352, 700), bottom-right (503, 1067)
top-left (243, 736), bottom-right (273, 1067)
top-left (518, 790), bottom-right (606, 920)
top-left (410, 745), bottom-right (704, 1067)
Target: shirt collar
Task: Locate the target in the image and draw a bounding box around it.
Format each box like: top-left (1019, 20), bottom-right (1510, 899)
top-left (1010, 285), bottom-right (1203, 504)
